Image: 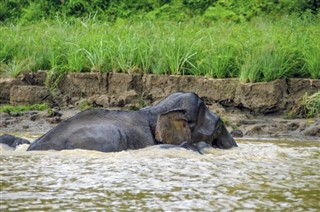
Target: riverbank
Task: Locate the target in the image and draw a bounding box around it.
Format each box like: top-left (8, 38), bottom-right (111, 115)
top-left (1, 72), bottom-right (319, 141)
top-left (1, 107), bottom-right (319, 142)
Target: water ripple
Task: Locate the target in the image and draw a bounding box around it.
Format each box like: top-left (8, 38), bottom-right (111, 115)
top-left (1, 140), bottom-right (319, 211)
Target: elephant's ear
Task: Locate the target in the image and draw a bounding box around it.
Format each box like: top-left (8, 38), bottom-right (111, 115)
top-left (155, 109), bottom-right (192, 145)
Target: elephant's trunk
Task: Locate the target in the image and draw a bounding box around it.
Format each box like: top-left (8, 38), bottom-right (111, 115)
top-left (212, 120), bottom-right (238, 149)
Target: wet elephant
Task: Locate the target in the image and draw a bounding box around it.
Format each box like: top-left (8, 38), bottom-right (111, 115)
top-left (0, 134), bottom-right (30, 148)
top-left (27, 92), bottom-right (238, 152)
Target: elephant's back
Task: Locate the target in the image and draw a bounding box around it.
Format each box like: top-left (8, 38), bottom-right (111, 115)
top-left (27, 109), bottom-right (154, 152)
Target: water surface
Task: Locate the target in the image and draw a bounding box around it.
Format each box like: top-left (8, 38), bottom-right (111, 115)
top-left (1, 139), bottom-right (319, 211)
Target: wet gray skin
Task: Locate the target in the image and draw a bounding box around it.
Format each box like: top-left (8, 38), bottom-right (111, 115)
top-left (26, 92), bottom-right (237, 152)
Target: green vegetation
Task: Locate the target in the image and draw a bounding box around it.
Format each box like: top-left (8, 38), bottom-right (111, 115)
top-left (0, 0), bottom-right (319, 82)
top-left (302, 92), bottom-right (320, 118)
top-left (78, 99), bottom-right (92, 111)
top-left (0, 103), bottom-right (49, 113)
top-left (287, 91), bottom-right (320, 118)
top-left (1, 0), bottom-right (319, 23)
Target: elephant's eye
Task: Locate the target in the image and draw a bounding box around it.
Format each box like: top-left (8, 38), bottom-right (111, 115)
top-left (216, 122), bottom-right (223, 134)
top-left (188, 121), bottom-right (196, 130)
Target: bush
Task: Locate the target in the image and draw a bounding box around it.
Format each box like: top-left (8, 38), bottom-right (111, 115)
top-left (1, 0), bottom-right (319, 23)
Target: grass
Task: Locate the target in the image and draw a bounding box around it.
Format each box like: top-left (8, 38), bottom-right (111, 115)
top-left (0, 16), bottom-right (319, 82)
top-left (0, 103), bottom-right (49, 113)
top-left (302, 92), bottom-right (320, 118)
top-left (287, 91), bottom-right (320, 118)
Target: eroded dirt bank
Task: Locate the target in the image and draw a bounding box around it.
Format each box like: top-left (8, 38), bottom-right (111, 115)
top-left (0, 72), bottom-right (319, 140)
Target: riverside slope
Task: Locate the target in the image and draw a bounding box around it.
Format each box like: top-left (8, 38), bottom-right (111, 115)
top-left (0, 72), bottom-right (319, 140)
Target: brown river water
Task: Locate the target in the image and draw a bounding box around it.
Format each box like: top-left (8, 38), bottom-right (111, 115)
top-left (1, 138), bottom-right (319, 211)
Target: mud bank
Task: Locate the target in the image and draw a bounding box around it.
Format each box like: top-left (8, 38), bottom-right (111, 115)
top-left (0, 72), bottom-right (319, 140)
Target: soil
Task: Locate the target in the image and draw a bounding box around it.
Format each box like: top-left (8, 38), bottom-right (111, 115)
top-left (0, 72), bottom-right (319, 141)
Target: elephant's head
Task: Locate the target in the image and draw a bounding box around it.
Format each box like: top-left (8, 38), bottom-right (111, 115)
top-left (155, 109), bottom-right (191, 145)
top-left (151, 92), bottom-right (238, 149)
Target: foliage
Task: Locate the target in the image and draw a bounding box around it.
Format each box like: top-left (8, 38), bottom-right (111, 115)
top-left (0, 1), bottom-right (319, 82)
top-left (303, 46), bottom-right (320, 79)
top-left (1, 16), bottom-right (319, 82)
top-left (0, 103), bottom-right (49, 113)
top-left (302, 92), bottom-right (320, 118)
top-left (1, 0), bottom-right (319, 23)
top-left (78, 99), bottom-right (92, 111)
top-left (0, 58), bottom-right (33, 78)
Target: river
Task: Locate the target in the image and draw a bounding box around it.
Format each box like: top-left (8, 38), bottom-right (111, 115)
top-left (1, 139), bottom-right (319, 211)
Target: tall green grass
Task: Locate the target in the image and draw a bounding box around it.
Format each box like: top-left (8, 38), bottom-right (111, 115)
top-left (0, 16), bottom-right (319, 82)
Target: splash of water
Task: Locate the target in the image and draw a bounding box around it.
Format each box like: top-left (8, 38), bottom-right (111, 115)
top-left (1, 139), bottom-right (319, 211)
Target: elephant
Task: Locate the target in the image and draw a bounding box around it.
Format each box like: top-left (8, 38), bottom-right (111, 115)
top-left (27, 92), bottom-right (238, 153)
top-left (0, 134), bottom-right (30, 148)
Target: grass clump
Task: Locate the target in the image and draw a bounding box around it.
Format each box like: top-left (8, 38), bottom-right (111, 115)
top-left (303, 46), bottom-right (320, 79)
top-left (302, 92), bottom-right (320, 118)
top-left (0, 103), bottom-right (49, 114)
top-left (287, 91), bottom-right (320, 118)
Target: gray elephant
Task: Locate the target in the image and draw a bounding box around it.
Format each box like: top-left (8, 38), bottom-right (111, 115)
top-left (0, 134), bottom-right (30, 148)
top-left (27, 92), bottom-right (237, 153)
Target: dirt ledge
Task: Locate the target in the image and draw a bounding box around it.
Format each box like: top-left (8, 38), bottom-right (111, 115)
top-left (0, 72), bottom-right (319, 140)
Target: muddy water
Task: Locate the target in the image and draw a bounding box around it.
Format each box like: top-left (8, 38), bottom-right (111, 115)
top-left (1, 139), bottom-right (319, 211)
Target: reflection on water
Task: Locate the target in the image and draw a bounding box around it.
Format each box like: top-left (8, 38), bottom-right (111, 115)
top-left (1, 139), bottom-right (319, 211)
